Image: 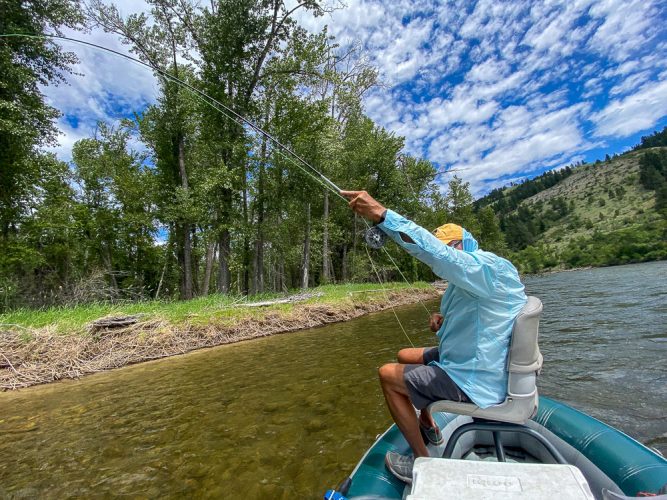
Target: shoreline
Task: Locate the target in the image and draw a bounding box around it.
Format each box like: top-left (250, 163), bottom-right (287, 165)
top-left (520, 265), bottom-right (594, 278)
top-left (0, 287), bottom-right (438, 391)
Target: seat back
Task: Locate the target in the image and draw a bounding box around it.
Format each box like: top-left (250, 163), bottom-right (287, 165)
top-left (506, 296), bottom-right (543, 403)
top-left (427, 296), bottom-right (544, 424)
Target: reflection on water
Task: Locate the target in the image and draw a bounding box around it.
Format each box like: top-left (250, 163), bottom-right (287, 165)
top-left (1, 260), bottom-right (666, 497)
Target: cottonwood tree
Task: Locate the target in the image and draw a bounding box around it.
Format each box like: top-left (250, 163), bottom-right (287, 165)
top-left (88, 0), bottom-right (198, 298)
top-left (0, 0), bottom-right (82, 308)
top-left (71, 123), bottom-right (159, 299)
top-left (317, 39), bottom-right (378, 283)
top-left (189, 0), bottom-right (329, 294)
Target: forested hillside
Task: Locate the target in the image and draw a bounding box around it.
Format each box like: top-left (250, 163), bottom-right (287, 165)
top-left (476, 128), bottom-right (667, 273)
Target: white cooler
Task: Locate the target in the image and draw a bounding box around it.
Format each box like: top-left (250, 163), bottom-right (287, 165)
top-left (407, 457), bottom-right (595, 499)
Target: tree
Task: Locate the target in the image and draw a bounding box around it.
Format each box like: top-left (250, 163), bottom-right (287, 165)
top-left (72, 123), bottom-right (159, 299)
top-left (0, 0), bottom-right (82, 309)
top-left (316, 37), bottom-right (378, 284)
top-left (477, 206), bottom-right (506, 254)
top-left (634, 126), bottom-right (667, 150)
top-left (126, 0), bottom-right (331, 295)
top-left (89, 0), bottom-right (214, 299)
top-left (3, 154), bottom-right (78, 308)
top-left (0, 0), bottom-right (82, 235)
top-left (444, 176), bottom-right (479, 235)
top-left (639, 151), bottom-right (666, 189)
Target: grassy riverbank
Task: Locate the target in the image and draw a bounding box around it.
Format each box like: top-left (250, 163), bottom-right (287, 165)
top-left (0, 283), bottom-right (438, 390)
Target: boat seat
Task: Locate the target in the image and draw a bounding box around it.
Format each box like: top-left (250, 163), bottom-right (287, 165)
top-left (427, 295), bottom-right (544, 424)
top-left (425, 296), bottom-right (563, 463)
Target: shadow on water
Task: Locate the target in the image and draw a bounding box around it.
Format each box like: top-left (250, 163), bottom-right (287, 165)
top-left (1, 260), bottom-right (666, 497)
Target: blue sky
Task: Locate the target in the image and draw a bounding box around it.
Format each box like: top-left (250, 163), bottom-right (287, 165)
top-left (44, 0), bottom-right (667, 197)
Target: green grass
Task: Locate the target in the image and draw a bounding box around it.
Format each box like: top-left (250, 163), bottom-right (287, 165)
top-left (0, 282), bottom-right (432, 335)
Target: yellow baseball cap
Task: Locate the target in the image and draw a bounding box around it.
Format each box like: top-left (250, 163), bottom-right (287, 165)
top-left (433, 223), bottom-right (463, 244)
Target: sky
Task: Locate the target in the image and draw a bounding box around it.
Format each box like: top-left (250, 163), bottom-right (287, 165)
top-left (43, 0), bottom-right (667, 197)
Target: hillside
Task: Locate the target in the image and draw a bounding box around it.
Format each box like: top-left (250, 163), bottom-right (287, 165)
top-left (479, 146), bottom-right (667, 273)
top-left (522, 149), bottom-right (658, 249)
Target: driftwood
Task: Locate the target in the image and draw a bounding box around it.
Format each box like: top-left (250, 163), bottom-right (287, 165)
top-left (432, 280), bottom-right (448, 292)
top-left (239, 291), bottom-right (324, 308)
top-left (88, 315), bottom-right (143, 332)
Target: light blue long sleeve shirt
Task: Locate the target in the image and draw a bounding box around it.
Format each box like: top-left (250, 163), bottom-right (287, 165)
top-left (378, 210), bottom-right (527, 408)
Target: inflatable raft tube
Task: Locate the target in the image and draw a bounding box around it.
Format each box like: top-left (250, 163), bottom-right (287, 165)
top-left (338, 397), bottom-right (667, 499)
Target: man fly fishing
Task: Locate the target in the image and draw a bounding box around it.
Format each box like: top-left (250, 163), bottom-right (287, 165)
top-left (341, 190), bottom-right (527, 484)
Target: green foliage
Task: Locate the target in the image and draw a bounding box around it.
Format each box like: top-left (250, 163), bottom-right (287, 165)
top-left (511, 244), bottom-right (559, 274)
top-left (561, 223), bottom-right (667, 267)
top-left (0, 0), bottom-right (82, 302)
top-left (639, 150), bottom-right (667, 189)
top-left (476, 206), bottom-right (506, 254)
top-left (638, 150), bottom-right (667, 219)
top-left (474, 166), bottom-right (574, 214)
top-left (633, 126), bottom-right (667, 150)
top-left (509, 222), bottom-right (667, 273)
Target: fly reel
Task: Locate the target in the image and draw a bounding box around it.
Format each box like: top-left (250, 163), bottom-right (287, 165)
top-left (364, 226), bottom-right (387, 249)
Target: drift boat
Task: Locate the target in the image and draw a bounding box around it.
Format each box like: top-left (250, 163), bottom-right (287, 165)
top-left (325, 297), bottom-right (667, 499)
top-left (327, 396), bottom-right (667, 499)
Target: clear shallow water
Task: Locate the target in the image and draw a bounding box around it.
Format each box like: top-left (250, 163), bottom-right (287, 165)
top-left (1, 260), bottom-right (665, 498)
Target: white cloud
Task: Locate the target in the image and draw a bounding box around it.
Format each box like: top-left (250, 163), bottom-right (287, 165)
top-left (41, 24), bottom-right (160, 160)
top-left (592, 79), bottom-right (667, 137)
top-left (608, 71), bottom-right (651, 96)
top-left (420, 99), bottom-right (593, 195)
top-left (44, 118), bottom-right (90, 162)
top-left (338, 0), bottom-right (666, 194)
top-left (587, 0), bottom-right (660, 62)
top-left (466, 59), bottom-right (509, 83)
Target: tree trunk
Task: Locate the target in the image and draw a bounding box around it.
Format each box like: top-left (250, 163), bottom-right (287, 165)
top-left (353, 214), bottom-right (359, 251)
top-left (322, 191), bottom-right (330, 284)
top-left (342, 243), bottom-right (348, 281)
top-left (301, 202), bottom-right (311, 289)
top-left (202, 242), bottom-right (215, 295)
top-left (102, 243), bottom-right (118, 295)
top-left (256, 235), bottom-right (264, 292)
top-left (155, 233), bottom-right (173, 300)
top-left (178, 135), bottom-right (193, 300)
top-left (254, 131), bottom-right (267, 293)
top-left (242, 166), bottom-right (250, 295)
top-left (252, 248), bottom-right (258, 294)
top-left (191, 227), bottom-right (199, 296)
top-left (217, 228), bottom-right (231, 293)
top-left (328, 254), bottom-right (335, 283)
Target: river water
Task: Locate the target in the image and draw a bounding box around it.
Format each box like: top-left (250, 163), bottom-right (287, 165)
top-left (1, 261), bottom-right (665, 498)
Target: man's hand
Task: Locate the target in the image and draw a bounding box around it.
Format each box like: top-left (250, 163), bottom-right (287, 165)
top-left (429, 313), bottom-right (444, 332)
top-left (340, 190), bottom-right (386, 223)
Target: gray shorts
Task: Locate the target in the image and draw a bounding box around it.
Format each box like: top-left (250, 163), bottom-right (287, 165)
top-left (403, 347), bottom-right (471, 410)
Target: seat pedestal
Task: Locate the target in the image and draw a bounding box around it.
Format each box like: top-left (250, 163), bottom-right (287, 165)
top-left (442, 419), bottom-right (567, 464)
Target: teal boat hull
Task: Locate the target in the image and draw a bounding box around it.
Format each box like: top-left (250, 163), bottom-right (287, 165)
top-left (342, 396), bottom-right (667, 499)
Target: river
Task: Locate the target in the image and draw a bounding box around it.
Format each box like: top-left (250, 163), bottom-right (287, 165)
top-left (1, 260), bottom-right (665, 498)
